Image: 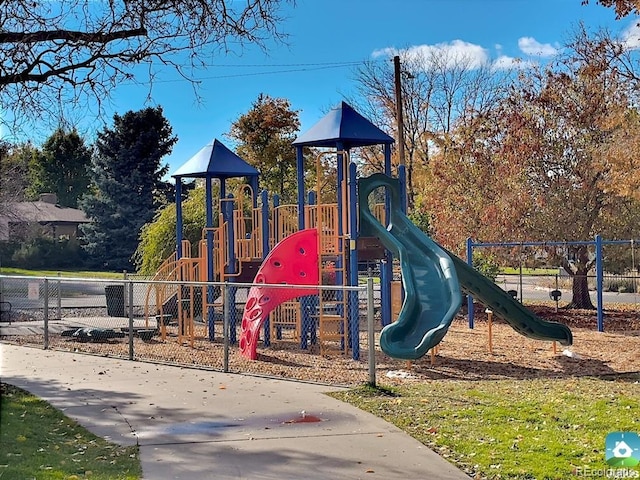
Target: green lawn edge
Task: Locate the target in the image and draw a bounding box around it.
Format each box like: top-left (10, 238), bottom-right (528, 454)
top-left (330, 376), bottom-right (640, 480)
top-left (0, 383), bottom-right (142, 480)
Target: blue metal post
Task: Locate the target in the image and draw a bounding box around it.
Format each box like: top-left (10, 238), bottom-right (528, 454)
top-left (260, 190), bottom-right (271, 346)
top-left (175, 178), bottom-right (183, 259)
top-left (336, 144), bottom-right (344, 242)
top-left (300, 190), bottom-right (317, 349)
top-left (250, 176), bottom-right (259, 208)
top-left (206, 177), bottom-right (215, 341)
top-left (296, 146), bottom-right (305, 230)
top-left (220, 178), bottom-right (226, 201)
top-left (398, 164), bottom-right (407, 214)
top-left (348, 161), bottom-right (359, 360)
top-left (224, 194), bottom-right (236, 269)
top-left (596, 234), bottom-right (604, 332)
top-left (384, 144), bottom-right (392, 176)
top-left (380, 260), bottom-right (391, 327)
top-left (224, 194), bottom-right (238, 344)
top-left (261, 190), bottom-right (270, 257)
top-left (467, 237), bottom-right (475, 329)
top-left (335, 144), bottom-right (347, 353)
top-left (272, 194), bottom-right (280, 245)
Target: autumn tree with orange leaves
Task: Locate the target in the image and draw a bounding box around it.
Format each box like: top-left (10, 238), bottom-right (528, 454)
top-left (424, 26), bottom-right (640, 309)
top-left (352, 49), bottom-right (508, 210)
top-left (583, 0), bottom-right (640, 18)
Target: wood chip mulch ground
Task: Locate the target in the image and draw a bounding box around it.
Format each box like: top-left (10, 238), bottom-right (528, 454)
top-left (2, 304), bottom-right (639, 386)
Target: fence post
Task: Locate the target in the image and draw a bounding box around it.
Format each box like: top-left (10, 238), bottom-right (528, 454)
top-left (128, 280), bottom-right (134, 360)
top-left (467, 237), bottom-right (475, 329)
top-left (367, 277), bottom-right (376, 387)
top-left (596, 234), bottom-right (604, 332)
top-left (56, 272), bottom-right (61, 320)
top-left (349, 162), bottom-right (360, 360)
top-left (43, 278), bottom-right (49, 349)
top-left (223, 282), bottom-right (230, 372)
top-left (123, 271), bottom-right (129, 313)
top-left (261, 190), bottom-right (271, 347)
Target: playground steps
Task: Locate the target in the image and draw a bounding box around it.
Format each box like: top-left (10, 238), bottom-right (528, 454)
top-left (160, 293), bottom-right (179, 318)
top-left (318, 312), bottom-right (348, 356)
top-left (316, 196), bottom-right (348, 355)
top-left (318, 251), bottom-right (348, 356)
top-left (270, 300), bottom-right (301, 342)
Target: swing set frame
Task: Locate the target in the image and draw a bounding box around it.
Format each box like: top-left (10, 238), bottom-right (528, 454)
top-left (466, 236), bottom-right (639, 332)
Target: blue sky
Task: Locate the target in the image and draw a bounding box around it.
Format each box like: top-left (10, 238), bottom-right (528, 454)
top-left (75, 1), bottom-right (640, 175)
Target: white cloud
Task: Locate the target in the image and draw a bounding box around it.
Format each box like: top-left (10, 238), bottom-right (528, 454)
top-left (492, 55), bottom-right (535, 70)
top-left (372, 37), bottom-right (557, 73)
top-left (621, 21), bottom-right (640, 50)
top-left (518, 37), bottom-right (559, 57)
top-left (371, 46), bottom-right (398, 58)
top-left (373, 40), bottom-right (489, 70)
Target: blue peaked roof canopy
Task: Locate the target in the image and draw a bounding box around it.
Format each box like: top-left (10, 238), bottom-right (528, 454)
top-left (293, 101), bottom-right (394, 149)
top-left (171, 139), bottom-right (259, 179)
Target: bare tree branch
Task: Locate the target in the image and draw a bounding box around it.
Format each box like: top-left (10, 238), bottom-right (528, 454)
top-left (0, 0), bottom-right (294, 137)
top-left (0, 28), bottom-right (147, 47)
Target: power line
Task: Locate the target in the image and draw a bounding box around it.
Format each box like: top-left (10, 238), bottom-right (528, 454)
top-left (203, 60), bottom-right (369, 68)
top-left (141, 59), bottom-right (382, 84)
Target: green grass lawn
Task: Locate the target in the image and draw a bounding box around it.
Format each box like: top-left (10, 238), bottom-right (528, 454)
top-left (500, 267), bottom-right (559, 276)
top-left (0, 383), bottom-right (141, 480)
top-left (331, 376), bottom-right (640, 480)
top-left (0, 267), bottom-right (124, 279)
top-left (3, 371), bottom-right (638, 480)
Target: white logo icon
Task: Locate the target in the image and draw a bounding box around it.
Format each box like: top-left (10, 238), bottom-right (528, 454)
top-left (612, 440), bottom-right (634, 458)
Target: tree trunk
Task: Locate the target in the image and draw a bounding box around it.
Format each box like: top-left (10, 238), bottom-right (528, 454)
top-left (567, 266), bottom-right (595, 309)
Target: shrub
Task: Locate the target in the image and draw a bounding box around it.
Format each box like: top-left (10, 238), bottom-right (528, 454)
top-left (9, 237), bottom-right (87, 269)
top-left (604, 277), bottom-right (637, 293)
top-left (473, 251), bottom-right (501, 281)
top-left (0, 241), bottom-right (21, 266)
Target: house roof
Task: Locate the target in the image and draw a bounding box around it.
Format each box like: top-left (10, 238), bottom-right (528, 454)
top-left (171, 139), bottom-right (259, 179)
top-left (293, 101), bottom-right (395, 148)
top-left (5, 201), bottom-right (89, 224)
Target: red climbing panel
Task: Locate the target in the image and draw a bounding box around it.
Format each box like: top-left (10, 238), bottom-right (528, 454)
top-left (239, 229), bottom-right (320, 360)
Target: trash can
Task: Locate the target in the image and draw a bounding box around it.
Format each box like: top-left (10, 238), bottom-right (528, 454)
top-left (105, 285), bottom-right (125, 317)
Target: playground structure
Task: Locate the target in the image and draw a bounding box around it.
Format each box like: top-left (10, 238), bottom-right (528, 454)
top-left (145, 102), bottom-right (573, 361)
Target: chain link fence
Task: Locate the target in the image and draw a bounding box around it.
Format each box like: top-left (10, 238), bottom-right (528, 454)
top-left (3, 272), bottom-right (640, 386)
top-left (496, 272), bottom-right (640, 311)
top-left (0, 275), bottom-right (396, 386)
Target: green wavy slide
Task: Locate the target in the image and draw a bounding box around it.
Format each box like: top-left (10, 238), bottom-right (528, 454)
top-left (358, 174), bottom-right (572, 360)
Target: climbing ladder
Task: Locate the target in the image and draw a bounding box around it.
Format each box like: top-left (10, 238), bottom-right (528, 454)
top-left (315, 151), bottom-right (349, 356)
top-left (270, 300), bottom-right (302, 342)
top-left (143, 240), bottom-right (207, 346)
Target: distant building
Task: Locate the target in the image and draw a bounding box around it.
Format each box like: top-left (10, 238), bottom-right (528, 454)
top-left (0, 193), bottom-right (90, 241)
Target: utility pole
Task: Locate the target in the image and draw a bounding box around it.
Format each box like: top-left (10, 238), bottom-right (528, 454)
top-left (393, 55), bottom-right (406, 167)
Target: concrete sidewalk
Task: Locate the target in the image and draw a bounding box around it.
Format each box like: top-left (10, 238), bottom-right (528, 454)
top-left (0, 343), bottom-right (469, 479)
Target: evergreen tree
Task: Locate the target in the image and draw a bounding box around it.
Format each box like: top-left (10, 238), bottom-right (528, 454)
top-left (80, 107), bottom-right (176, 271)
top-left (26, 127), bottom-right (91, 208)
